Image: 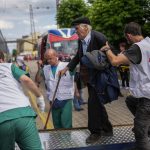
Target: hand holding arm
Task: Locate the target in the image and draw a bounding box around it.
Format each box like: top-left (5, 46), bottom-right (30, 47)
top-left (100, 41), bottom-right (111, 52)
top-left (100, 42), bottom-right (130, 66)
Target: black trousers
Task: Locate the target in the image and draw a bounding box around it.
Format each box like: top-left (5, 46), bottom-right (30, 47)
top-left (126, 96), bottom-right (150, 150)
top-left (87, 84), bottom-right (112, 134)
top-left (119, 71), bottom-right (129, 87)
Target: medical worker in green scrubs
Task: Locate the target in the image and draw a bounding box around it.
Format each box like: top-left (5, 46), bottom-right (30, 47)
top-left (0, 51), bottom-right (45, 150)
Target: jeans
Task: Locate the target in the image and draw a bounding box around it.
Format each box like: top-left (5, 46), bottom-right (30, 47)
top-left (126, 96), bottom-right (150, 150)
top-left (73, 96), bottom-right (82, 110)
top-left (119, 70), bottom-right (129, 87)
top-left (73, 89), bottom-right (85, 110)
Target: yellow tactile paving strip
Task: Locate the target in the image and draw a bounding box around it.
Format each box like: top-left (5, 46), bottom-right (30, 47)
top-left (28, 91), bottom-right (54, 129)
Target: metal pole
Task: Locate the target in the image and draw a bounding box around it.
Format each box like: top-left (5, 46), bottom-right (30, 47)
top-left (44, 75), bottom-right (61, 129)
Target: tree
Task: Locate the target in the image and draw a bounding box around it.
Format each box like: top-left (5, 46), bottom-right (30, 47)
top-left (87, 0), bottom-right (95, 4)
top-left (56, 0), bottom-right (88, 28)
top-left (88, 0), bottom-right (150, 47)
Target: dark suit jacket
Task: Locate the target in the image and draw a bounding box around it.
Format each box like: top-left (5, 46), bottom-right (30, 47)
top-left (67, 30), bottom-right (107, 71)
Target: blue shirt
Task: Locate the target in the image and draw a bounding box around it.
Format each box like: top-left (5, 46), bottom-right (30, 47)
top-left (81, 31), bottom-right (91, 55)
top-left (51, 65), bottom-right (57, 78)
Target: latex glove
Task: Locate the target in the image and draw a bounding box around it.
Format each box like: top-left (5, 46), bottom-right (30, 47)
top-left (37, 95), bottom-right (45, 112)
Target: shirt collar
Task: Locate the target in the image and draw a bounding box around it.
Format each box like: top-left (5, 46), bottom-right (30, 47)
top-left (81, 31), bottom-right (91, 45)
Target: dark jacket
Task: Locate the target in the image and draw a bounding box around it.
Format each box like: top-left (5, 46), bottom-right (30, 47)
top-left (94, 66), bottom-right (120, 104)
top-left (82, 50), bottom-right (120, 104)
top-left (67, 30), bottom-right (107, 84)
top-left (68, 30), bottom-right (119, 104)
top-left (67, 30), bottom-right (107, 71)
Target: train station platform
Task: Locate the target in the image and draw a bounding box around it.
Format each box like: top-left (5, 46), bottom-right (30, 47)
top-left (14, 60), bottom-right (135, 150)
top-left (15, 125), bottom-right (135, 150)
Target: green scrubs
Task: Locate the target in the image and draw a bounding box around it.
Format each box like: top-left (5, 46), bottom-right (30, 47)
top-left (52, 99), bottom-right (72, 128)
top-left (0, 64), bottom-right (42, 150)
top-left (50, 66), bottom-right (74, 129)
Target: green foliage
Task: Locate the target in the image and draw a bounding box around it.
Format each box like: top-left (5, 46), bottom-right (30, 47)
top-left (87, 0), bottom-right (95, 4)
top-left (88, 0), bottom-right (150, 46)
top-left (143, 22), bottom-right (150, 36)
top-left (56, 0), bottom-right (88, 28)
top-left (57, 0), bottom-right (150, 46)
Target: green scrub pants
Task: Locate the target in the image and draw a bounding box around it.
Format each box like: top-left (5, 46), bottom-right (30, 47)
top-left (0, 117), bottom-right (42, 150)
top-left (52, 99), bottom-right (72, 128)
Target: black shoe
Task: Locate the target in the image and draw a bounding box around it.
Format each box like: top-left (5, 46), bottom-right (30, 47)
top-left (101, 130), bottom-right (113, 136)
top-left (86, 133), bottom-right (101, 144)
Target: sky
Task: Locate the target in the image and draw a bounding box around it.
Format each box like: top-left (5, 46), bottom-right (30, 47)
top-left (0, 0), bottom-right (57, 51)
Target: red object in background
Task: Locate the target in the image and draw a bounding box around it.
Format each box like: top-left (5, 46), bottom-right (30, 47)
top-left (38, 28), bottom-right (78, 62)
top-left (48, 34), bottom-right (78, 42)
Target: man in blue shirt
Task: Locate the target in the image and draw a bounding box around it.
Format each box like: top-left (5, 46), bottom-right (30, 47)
top-left (35, 49), bottom-right (74, 129)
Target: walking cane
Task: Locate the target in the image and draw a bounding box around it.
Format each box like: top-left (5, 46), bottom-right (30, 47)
top-left (44, 74), bottom-right (61, 129)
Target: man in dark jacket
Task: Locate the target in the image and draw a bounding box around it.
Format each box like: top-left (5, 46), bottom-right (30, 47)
top-left (59, 17), bottom-right (113, 144)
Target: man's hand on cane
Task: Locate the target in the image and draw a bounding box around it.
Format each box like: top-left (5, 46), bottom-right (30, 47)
top-left (58, 67), bottom-right (69, 77)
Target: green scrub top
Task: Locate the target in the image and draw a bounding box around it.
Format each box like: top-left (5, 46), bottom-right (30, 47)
top-left (0, 64), bottom-right (36, 124)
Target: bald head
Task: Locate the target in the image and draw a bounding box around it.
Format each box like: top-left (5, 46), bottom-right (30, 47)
top-left (44, 49), bottom-right (58, 66)
top-left (44, 49), bottom-right (57, 57)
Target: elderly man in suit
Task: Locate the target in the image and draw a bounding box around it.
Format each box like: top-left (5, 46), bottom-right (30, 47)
top-left (59, 17), bottom-right (113, 144)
